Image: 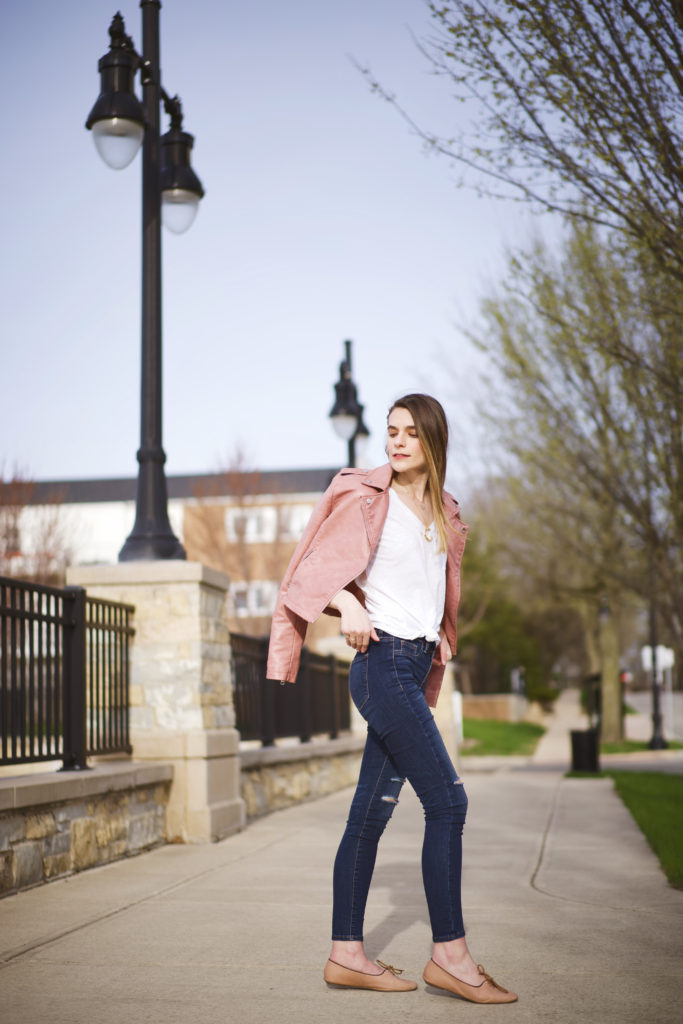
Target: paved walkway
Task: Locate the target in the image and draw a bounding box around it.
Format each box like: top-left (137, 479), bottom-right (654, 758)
top-left (1, 691), bottom-right (682, 1024)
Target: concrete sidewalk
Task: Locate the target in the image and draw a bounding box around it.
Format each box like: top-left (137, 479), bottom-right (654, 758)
top-left (463, 687), bottom-right (683, 773)
top-left (1, 699), bottom-right (682, 1023)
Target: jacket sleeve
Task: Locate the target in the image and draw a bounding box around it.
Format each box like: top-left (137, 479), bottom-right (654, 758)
top-left (425, 491), bottom-right (468, 707)
top-left (265, 474), bottom-right (340, 682)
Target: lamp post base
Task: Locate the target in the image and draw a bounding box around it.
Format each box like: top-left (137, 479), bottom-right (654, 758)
top-left (119, 532), bottom-right (186, 562)
top-left (648, 681), bottom-right (669, 750)
top-left (118, 448), bottom-right (186, 562)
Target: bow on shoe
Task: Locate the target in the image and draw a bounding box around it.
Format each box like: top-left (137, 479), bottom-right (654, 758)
top-left (477, 965), bottom-right (511, 993)
top-left (376, 960), bottom-right (405, 976)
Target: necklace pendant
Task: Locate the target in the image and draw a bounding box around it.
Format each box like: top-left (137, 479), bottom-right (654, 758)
top-left (424, 526), bottom-right (432, 542)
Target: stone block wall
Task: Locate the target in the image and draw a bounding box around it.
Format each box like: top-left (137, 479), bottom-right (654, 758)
top-left (239, 666), bottom-right (462, 820)
top-left (0, 763), bottom-right (172, 897)
top-left (240, 736), bottom-right (365, 819)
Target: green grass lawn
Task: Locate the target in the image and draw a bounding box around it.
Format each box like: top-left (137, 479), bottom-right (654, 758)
top-left (461, 717), bottom-right (545, 757)
top-left (607, 771), bottom-right (683, 889)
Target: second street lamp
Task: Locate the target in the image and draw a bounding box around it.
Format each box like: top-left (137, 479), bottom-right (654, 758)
top-left (329, 340), bottom-right (369, 468)
top-left (85, 3), bottom-right (204, 561)
top-left (160, 97), bottom-right (204, 233)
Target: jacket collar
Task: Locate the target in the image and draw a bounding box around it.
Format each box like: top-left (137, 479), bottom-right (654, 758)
top-left (363, 464), bottom-right (462, 519)
top-left (362, 463), bottom-right (394, 491)
top-left (443, 491), bottom-right (462, 520)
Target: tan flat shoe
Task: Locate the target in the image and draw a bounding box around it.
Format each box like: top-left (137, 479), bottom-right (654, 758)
top-left (423, 959), bottom-right (518, 1003)
top-left (324, 958), bottom-right (417, 991)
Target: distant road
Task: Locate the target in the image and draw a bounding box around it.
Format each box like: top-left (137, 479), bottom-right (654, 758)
top-left (627, 689), bottom-right (682, 742)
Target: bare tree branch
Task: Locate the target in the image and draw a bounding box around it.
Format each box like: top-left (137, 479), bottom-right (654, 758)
top-left (364, 1), bottom-right (683, 274)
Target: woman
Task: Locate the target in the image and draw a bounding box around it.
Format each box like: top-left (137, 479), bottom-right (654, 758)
top-left (267, 394), bottom-right (517, 1004)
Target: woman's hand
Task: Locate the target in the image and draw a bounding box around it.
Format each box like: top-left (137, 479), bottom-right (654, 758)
top-left (328, 590), bottom-right (379, 653)
top-left (436, 626), bottom-right (452, 666)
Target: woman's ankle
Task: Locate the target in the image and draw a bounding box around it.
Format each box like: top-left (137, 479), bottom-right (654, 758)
top-left (330, 940), bottom-right (382, 974)
top-left (432, 939), bottom-right (479, 976)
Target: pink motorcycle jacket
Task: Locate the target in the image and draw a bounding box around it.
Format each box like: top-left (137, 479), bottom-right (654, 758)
top-left (266, 463), bottom-right (469, 707)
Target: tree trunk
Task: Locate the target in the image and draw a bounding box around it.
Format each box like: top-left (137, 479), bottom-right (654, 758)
top-left (599, 612), bottom-right (622, 743)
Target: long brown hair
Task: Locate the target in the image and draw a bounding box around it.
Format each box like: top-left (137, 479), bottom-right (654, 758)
top-left (389, 393), bottom-right (451, 552)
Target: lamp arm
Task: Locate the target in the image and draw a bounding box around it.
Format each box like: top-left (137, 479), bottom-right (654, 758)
top-left (132, 58), bottom-right (185, 132)
top-left (161, 91), bottom-right (184, 130)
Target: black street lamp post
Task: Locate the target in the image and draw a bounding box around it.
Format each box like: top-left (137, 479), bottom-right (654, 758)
top-left (329, 340), bottom-right (370, 468)
top-left (85, 3), bottom-right (204, 561)
top-left (647, 559), bottom-right (668, 749)
top-left (641, 432), bottom-right (668, 749)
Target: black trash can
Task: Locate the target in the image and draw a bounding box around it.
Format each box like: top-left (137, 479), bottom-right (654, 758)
top-left (570, 728), bottom-right (600, 772)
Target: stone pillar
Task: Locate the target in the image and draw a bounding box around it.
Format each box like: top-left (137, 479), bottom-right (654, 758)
top-left (433, 663), bottom-right (461, 771)
top-left (66, 562), bottom-right (246, 842)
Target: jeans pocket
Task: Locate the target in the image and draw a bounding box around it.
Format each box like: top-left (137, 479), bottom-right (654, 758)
top-left (349, 651), bottom-right (370, 712)
top-left (399, 639), bottom-right (420, 657)
top-left (393, 649), bottom-right (431, 690)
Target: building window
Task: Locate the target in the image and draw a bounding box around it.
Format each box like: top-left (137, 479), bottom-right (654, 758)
top-left (250, 582), bottom-right (278, 615)
top-left (225, 506), bottom-right (277, 543)
top-left (3, 521), bottom-right (21, 559)
top-left (278, 504), bottom-right (314, 541)
top-left (232, 585), bottom-right (249, 615)
top-left (229, 580), bottom-right (278, 618)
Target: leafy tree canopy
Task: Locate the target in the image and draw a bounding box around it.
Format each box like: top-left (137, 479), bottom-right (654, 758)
top-left (466, 221), bottom-right (682, 653)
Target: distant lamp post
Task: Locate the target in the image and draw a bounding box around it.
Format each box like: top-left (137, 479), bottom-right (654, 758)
top-left (85, 4), bottom-right (205, 561)
top-left (329, 340), bottom-right (369, 468)
top-left (646, 559), bottom-right (668, 749)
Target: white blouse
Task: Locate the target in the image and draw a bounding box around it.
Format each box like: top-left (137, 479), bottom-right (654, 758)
top-left (355, 488), bottom-right (447, 642)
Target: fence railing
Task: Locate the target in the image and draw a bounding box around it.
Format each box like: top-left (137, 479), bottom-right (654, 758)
top-left (0, 576), bottom-right (134, 769)
top-left (230, 633), bottom-right (351, 746)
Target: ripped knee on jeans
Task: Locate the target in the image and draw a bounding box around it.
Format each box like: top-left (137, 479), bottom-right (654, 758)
top-left (380, 776), bottom-right (404, 805)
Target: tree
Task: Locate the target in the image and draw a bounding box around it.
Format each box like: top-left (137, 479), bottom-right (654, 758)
top-left (463, 222), bottom-right (682, 713)
top-left (0, 467), bottom-right (73, 585)
top-left (367, 1), bottom-right (683, 274)
top-left (0, 471), bottom-right (32, 569)
top-left (457, 480), bottom-right (592, 702)
top-left (464, 470), bottom-right (645, 737)
top-left (183, 447), bottom-right (291, 636)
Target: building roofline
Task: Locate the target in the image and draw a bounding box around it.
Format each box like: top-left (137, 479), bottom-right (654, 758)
top-left (11, 468), bottom-right (340, 505)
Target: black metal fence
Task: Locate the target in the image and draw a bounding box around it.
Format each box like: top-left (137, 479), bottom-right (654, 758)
top-left (0, 576), bottom-right (134, 769)
top-left (231, 633), bottom-right (351, 746)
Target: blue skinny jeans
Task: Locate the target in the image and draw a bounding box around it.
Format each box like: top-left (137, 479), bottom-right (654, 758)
top-left (332, 630), bottom-right (468, 943)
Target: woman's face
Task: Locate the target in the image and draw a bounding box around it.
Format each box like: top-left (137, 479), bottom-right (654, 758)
top-left (387, 406), bottom-right (427, 475)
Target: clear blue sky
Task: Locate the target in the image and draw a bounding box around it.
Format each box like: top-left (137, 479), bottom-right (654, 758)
top-left (1, 0), bottom-right (535, 495)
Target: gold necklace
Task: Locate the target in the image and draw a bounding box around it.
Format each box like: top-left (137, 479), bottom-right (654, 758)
top-left (423, 525), bottom-right (433, 542)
